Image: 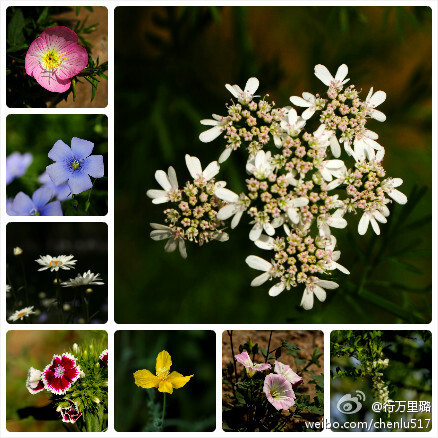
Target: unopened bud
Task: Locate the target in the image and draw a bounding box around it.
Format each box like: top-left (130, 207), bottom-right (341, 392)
top-left (14, 247), bottom-right (23, 256)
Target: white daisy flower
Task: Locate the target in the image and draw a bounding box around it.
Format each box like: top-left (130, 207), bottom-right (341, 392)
top-left (365, 87), bottom-right (387, 122)
top-left (61, 271), bottom-right (105, 288)
top-left (199, 114), bottom-right (228, 143)
top-left (225, 77), bottom-right (259, 105)
top-left (9, 306), bottom-right (36, 322)
top-left (301, 278), bottom-right (339, 310)
top-left (314, 64), bottom-right (349, 89)
top-left (36, 255), bottom-right (77, 272)
top-left (216, 188), bottom-right (250, 229)
top-left (150, 223), bottom-right (187, 259)
top-left (358, 209), bottom-right (388, 235)
top-left (185, 154), bottom-right (220, 184)
top-left (246, 150), bottom-right (274, 180)
top-left (146, 166), bottom-right (179, 204)
top-left (317, 210), bottom-right (347, 237)
top-left (381, 178), bottom-right (407, 205)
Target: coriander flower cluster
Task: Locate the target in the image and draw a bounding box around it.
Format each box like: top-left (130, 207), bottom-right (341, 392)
top-left (147, 64), bottom-right (407, 310)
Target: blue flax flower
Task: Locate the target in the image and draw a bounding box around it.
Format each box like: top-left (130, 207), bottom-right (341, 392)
top-left (10, 187), bottom-right (63, 216)
top-left (46, 137), bottom-right (104, 195)
top-left (6, 152), bottom-right (33, 185)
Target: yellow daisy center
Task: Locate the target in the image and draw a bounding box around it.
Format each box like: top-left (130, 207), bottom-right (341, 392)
top-left (17, 311), bottom-right (26, 318)
top-left (41, 49), bottom-right (67, 72)
top-left (50, 260), bottom-right (62, 266)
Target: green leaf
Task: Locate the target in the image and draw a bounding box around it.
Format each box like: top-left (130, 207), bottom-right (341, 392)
top-left (281, 341), bottom-right (300, 357)
top-left (295, 358), bottom-right (306, 366)
top-left (7, 9), bottom-right (25, 46)
top-left (6, 43), bottom-right (28, 53)
top-left (37, 7), bottom-right (50, 25)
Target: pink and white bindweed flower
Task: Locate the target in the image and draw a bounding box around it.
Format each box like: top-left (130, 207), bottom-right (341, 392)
top-left (147, 167), bottom-right (180, 204)
top-left (199, 114), bottom-right (228, 143)
top-left (41, 353), bottom-right (81, 395)
top-left (25, 26), bottom-right (88, 93)
top-left (26, 367), bottom-right (45, 394)
top-left (314, 64), bottom-right (349, 90)
top-left (365, 87), bottom-right (387, 122)
top-left (263, 373), bottom-right (296, 411)
top-left (235, 351), bottom-right (271, 377)
top-left (225, 77), bottom-right (259, 105)
top-left (274, 361), bottom-right (303, 388)
top-left (301, 277), bottom-right (339, 310)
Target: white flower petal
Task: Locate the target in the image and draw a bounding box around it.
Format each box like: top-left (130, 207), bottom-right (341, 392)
top-left (245, 255), bottom-right (272, 272)
top-left (329, 135), bottom-right (341, 158)
top-left (302, 107), bottom-right (316, 120)
top-left (372, 109), bottom-right (386, 122)
top-left (150, 230), bottom-right (172, 241)
top-left (199, 125), bottom-right (223, 143)
top-left (315, 279), bottom-right (339, 289)
top-left (217, 204), bottom-right (238, 221)
top-left (373, 210), bottom-right (387, 223)
top-left (290, 96), bottom-right (311, 107)
top-left (249, 223), bottom-right (263, 241)
top-left (388, 189), bottom-right (407, 205)
top-left (245, 77), bottom-right (259, 95)
top-left (314, 64), bottom-right (334, 86)
top-left (312, 284), bottom-right (326, 302)
top-left (368, 90), bottom-right (386, 107)
top-left (164, 238), bottom-right (178, 252)
top-left (225, 83), bottom-right (240, 99)
top-left (300, 288), bottom-right (314, 310)
top-left (255, 235), bottom-right (275, 250)
top-left (358, 212), bottom-right (370, 235)
top-left (185, 155), bottom-right (203, 179)
top-left (269, 282), bottom-right (285, 297)
top-left (218, 148), bottom-right (233, 163)
top-left (168, 166), bottom-right (178, 189)
top-left (155, 170), bottom-right (171, 191)
top-left (146, 189), bottom-right (168, 200)
top-left (215, 187), bottom-right (239, 203)
top-left (178, 240), bottom-right (187, 259)
top-left (251, 272), bottom-right (270, 287)
top-left (231, 210), bottom-right (244, 229)
top-left (203, 161), bottom-right (220, 180)
top-left (335, 64), bottom-right (349, 83)
top-left (370, 216), bottom-right (381, 235)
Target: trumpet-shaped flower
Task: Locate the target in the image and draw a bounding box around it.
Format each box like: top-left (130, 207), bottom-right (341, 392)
top-left (263, 374), bottom-right (296, 410)
top-left (147, 167), bottom-right (180, 204)
top-left (46, 137), bottom-right (104, 195)
top-left (234, 351), bottom-right (271, 377)
top-left (25, 26), bottom-right (88, 93)
top-left (134, 350), bottom-right (193, 394)
top-left (36, 254), bottom-right (77, 272)
top-left (274, 361), bottom-right (303, 388)
top-left (225, 77), bottom-right (259, 105)
top-left (61, 271), bottom-right (104, 287)
top-left (8, 306), bottom-right (36, 322)
top-left (301, 278), bottom-right (339, 310)
top-left (10, 187), bottom-right (63, 216)
top-left (41, 352), bottom-right (81, 395)
top-left (26, 367), bottom-right (45, 394)
top-left (6, 152), bottom-right (33, 185)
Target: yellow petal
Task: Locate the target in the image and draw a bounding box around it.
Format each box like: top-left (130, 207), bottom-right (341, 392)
top-left (133, 369), bottom-right (160, 389)
top-left (156, 350), bottom-right (172, 373)
top-left (167, 371), bottom-right (194, 389)
top-left (158, 380), bottom-right (174, 394)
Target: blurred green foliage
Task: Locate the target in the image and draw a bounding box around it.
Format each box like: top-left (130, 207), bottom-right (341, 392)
top-left (115, 330), bottom-right (216, 432)
top-left (7, 114), bottom-right (108, 216)
top-left (115, 6), bottom-right (431, 324)
top-left (6, 330), bottom-right (107, 432)
top-left (330, 331), bottom-right (432, 432)
top-left (6, 6), bottom-right (107, 107)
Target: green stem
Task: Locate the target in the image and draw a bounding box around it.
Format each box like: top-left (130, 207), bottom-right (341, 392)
top-left (265, 331), bottom-right (273, 363)
top-left (161, 392), bottom-right (166, 431)
top-left (227, 331), bottom-right (238, 398)
top-left (81, 289), bottom-right (90, 323)
top-left (6, 265), bottom-right (18, 308)
top-left (56, 271), bottom-right (65, 323)
top-left (19, 258), bottom-right (29, 307)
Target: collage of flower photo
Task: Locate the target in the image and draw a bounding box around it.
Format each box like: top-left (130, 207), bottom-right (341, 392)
top-left (2, 3), bottom-right (435, 437)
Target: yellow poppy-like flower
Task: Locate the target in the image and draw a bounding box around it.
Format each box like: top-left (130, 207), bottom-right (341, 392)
top-left (134, 350), bottom-right (194, 394)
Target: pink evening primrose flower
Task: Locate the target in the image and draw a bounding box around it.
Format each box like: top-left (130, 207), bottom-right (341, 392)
top-left (234, 351), bottom-right (271, 377)
top-left (274, 361), bottom-right (303, 389)
top-left (263, 373), bottom-right (296, 410)
top-left (25, 26), bottom-right (88, 93)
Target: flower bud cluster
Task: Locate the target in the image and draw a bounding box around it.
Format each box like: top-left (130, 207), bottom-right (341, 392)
top-left (163, 178), bottom-right (227, 245)
top-left (364, 353), bottom-right (390, 404)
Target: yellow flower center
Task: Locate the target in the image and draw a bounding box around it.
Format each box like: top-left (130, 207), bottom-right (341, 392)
top-left (41, 49), bottom-right (67, 72)
top-left (71, 160), bottom-right (80, 170)
top-left (50, 260), bottom-right (62, 266)
top-left (156, 367), bottom-right (170, 380)
top-left (17, 311), bottom-right (26, 318)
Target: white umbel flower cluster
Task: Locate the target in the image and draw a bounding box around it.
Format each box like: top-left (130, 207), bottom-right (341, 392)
top-left (147, 64), bottom-right (407, 310)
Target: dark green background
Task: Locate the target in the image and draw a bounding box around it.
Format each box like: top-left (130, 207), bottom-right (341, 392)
top-left (115, 6), bottom-right (432, 324)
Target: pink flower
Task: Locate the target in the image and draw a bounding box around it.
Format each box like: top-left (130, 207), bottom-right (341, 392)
top-left (99, 349), bottom-right (108, 365)
top-left (234, 351), bottom-right (271, 377)
top-left (263, 374), bottom-right (296, 411)
top-left (26, 367), bottom-right (45, 394)
top-left (25, 26), bottom-right (88, 93)
top-left (41, 353), bottom-right (81, 395)
top-left (274, 361), bottom-right (303, 389)
top-left (60, 401), bottom-right (82, 423)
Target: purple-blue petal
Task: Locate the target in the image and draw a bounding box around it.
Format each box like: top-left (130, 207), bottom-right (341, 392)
top-left (11, 192), bottom-right (35, 215)
top-left (71, 137), bottom-right (94, 160)
top-left (38, 172), bottom-right (72, 201)
top-left (46, 162), bottom-right (71, 185)
top-left (6, 152), bottom-right (33, 185)
top-left (82, 155), bottom-right (104, 178)
top-left (32, 187), bottom-right (53, 210)
top-left (41, 201), bottom-right (63, 216)
top-left (48, 140), bottom-right (73, 162)
top-left (68, 171), bottom-right (92, 194)
top-left (6, 199), bottom-right (17, 216)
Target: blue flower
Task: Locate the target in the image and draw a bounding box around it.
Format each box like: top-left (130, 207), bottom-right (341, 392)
top-left (6, 152), bottom-right (33, 185)
top-left (46, 137), bottom-right (104, 195)
top-left (38, 171), bottom-right (72, 201)
top-left (10, 187), bottom-right (63, 216)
